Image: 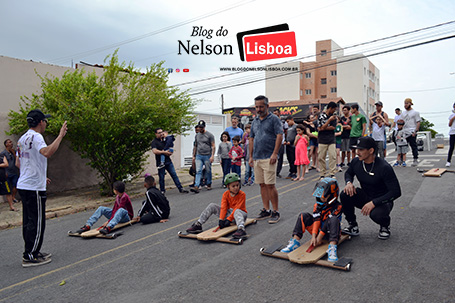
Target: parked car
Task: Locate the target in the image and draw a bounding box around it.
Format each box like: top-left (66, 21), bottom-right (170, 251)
top-left (435, 133), bottom-right (445, 139)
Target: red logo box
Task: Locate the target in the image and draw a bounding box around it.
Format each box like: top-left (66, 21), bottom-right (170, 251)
top-left (243, 31), bottom-right (297, 62)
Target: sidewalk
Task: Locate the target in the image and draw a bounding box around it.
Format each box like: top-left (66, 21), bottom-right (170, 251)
top-left (0, 164), bottom-right (226, 230)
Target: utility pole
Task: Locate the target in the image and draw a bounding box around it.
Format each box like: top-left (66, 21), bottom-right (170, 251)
top-left (221, 94), bottom-right (224, 114)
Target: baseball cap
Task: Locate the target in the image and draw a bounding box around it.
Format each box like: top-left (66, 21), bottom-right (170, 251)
top-left (27, 109), bottom-right (51, 124)
top-left (197, 120), bottom-right (206, 128)
top-left (351, 136), bottom-right (376, 150)
top-left (375, 101), bottom-right (383, 106)
top-left (404, 98), bottom-right (413, 105)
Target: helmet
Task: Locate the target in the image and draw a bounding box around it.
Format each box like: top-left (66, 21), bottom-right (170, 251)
top-left (312, 177), bottom-right (339, 204)
top-left (224, 173), bottom-right (240, 186)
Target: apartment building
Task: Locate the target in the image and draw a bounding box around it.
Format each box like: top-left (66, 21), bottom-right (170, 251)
top-left (265, 39), bottom-right (380, 115)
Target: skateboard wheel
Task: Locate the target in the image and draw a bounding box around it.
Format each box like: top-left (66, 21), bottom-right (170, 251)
top-left (178, 231), bottom-right (182, 235)
top-left (253, 220), bottom-right (258, 224)
top-left (260, 247), bottom-right (265, 252)
top-left (238, 238), bottom-right (243, 245)
top-left (346, 263), bottom-right (351, 271)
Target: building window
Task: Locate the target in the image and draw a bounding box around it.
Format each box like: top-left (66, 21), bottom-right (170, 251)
top-left (300, 74), bottom-right (303, 79)
top-left (305, 72), bottom-right (311, 78)
top-left (305, 89), bottom-right (312, 95)
top-left (300, 89), bottom-right (303, 96)
top-left (321, 50), bottom-right (327, 56)
top-left (321, 95), bottom-right (327, 99)
top-left (321, 78), bottom-right (327, 85)
top-left (331, 70), bottom-right (337, 76)
top-left (331, 87), bottom-right (337, 93)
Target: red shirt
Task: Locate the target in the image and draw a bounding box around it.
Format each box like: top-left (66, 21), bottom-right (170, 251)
top-left (110, 193), bottom-right (134, 222)
top-left (229, 145), bottom-right (244, 166)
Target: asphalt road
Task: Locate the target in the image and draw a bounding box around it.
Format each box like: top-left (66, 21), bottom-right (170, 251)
top-left (1, 144), bottom-right (454, 303)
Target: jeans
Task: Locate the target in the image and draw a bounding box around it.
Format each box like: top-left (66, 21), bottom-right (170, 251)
top-left (447, 134), bottom-right (455, 163)
top-left (221, 158), bottom-right (231, 184)
top-left (286, 144), bottom-right (297, 175)
top-left (160, 148), bottom-right (174, 164)
top-left (244, 159), bottom-right (255, 183)
top-left (158, 162), bottom-right (183, 192)
top-left (195, 154), bottom-right (212, 187)
top-left (86, 206), bottom-right (130, 228)
top-left (407, 135), bottom-right (419, 160)
top-left (231, 164), bottom-right (241, 182)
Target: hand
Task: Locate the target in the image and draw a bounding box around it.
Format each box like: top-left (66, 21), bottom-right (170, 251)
top-left (310, 235), bottom-right (320, 247)
top-left (165, 151), bottom-right (172, 156)
top-left (132, 216), bottom-right (140, 223)
top-left (270, 153), bottom-right (277, 165)
top-left (46, 178), bottom-right (51, 185)
top-left (59, 121), bottom-right (68, 138)
top-left (210, 156), bottom-right (214, 163)
top-left (343, 183), bottom-right (356, 197)
top-left (219, 219), bottom-right (231, 229)
top-left (159, 219), bottom-right (169, 223)
top-left (249, 158), bottom-right (253, 167)
top-left (361, 201), bottom-right (375, 216)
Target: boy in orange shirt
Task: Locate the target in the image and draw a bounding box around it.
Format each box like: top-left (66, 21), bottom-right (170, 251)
top-left (186, 173), bottom-right (248, 238)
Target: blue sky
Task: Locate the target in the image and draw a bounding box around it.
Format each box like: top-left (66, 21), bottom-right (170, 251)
top-left (1, 0), bottom-right (455, 134)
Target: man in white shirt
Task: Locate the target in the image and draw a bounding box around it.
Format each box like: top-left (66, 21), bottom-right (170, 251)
top-left (17, 109), bottom-right (67, 267)
top-left (401, 98), bottom-right (421, 166)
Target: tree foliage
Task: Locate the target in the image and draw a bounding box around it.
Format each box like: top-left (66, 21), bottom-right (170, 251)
top-left (8, 51), bottom-right (196, 194)
top-left (419, 117), bottom-right (437, 138)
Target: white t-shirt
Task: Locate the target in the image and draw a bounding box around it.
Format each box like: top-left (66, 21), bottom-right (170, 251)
top-left (393, 114), bottom-right (402, 130)
top-left (17, 129), bottom-right (48, 191)
top-left (401, 109), bottom-right (421, 133)
top-left (372, 123), bottom-right (385, 141)
top-left (449, 113), bottom-right (455, 135)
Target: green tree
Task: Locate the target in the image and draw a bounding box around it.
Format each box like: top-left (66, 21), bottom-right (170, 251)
top-left (8, 51), bottom-right (196, 195)
top-left (419, 117), bottom-right (437, 138)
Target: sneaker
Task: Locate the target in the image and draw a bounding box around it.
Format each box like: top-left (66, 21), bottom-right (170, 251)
top-left (412, 159), bottom-right (418, 167)
top-left (327, 244), bottom-right (338, 262)
top-left (36, 252), bottom-right (52, 260)
top-left (393, 161), bottom-right (400, 167)
top-left (340, 162), bottom-right (345, 168)
top-left (206, 185), bottom-right (212, 190)
top-left (190, 187), bottom-right (200, 194)
top-left (232, 228), bottom-right (247, 239)
top-left (186, 222), bottom-right (202, 234)
top-left (337, 165), bottom-right (342, 172)
top-left (248, 181), bottom-right (254, 186)
top-left (401, 161), bottom-right (407, 167)
top-left (342, 224), bottom-right (359, 236)
top-left (280, 238), bottom-right (301, 253)
top-left (99, 226), bottom-right (112, 235)
top-left (330, 175), bottom-right (336, 179)
top-left (276, 174), bottom-right (282, 178)
top-left (157, 163), bottom-right (165, 169)
top-left (268, 211), bottom-right (280, 224)
top-left (446, 162), bottom-right (451, 167)
top-left (242, 182), bottom-right (248, 186)
top-left (285, 174), bottom-right (293, 179)
top-left (378, 226), bottom-right (390, 240)
top-left (22, 256), bottom-right (52, 268)
top-left (256, 208), bottom-right (271, 220)
top-left (161, 191), bottom-right (166, 195)
top-left (179, 188), bottom-right (189, 194)
top-left (76, 225), bottom-right (91, 234)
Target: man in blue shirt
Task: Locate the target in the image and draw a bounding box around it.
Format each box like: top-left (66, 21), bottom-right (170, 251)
top-left (249, 95), bottom-right (283, 224)
top-left (225, 116), bottom-right (244, 143)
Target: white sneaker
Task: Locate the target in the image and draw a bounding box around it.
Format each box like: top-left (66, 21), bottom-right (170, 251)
top-left (446, 162), bottom-right (451, 167)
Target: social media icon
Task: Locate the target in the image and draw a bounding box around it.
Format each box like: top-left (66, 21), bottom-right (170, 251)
top-left (176, 68), bottom-right (180, 73)
top-left (183, 68), bottom-right (189, 72)
top-left (167, 68), bottom-right (173, 73)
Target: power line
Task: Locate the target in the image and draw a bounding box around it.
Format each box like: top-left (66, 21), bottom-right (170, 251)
top-left (382, 86), bottom-right (455, 93)
top-left (187, 34), bottom-right (455, 96)
top-left (45, 0), bottom-right (254, 65)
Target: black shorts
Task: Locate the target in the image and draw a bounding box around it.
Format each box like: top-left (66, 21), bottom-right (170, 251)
top-left (0, 180), bottom-right (12, 195)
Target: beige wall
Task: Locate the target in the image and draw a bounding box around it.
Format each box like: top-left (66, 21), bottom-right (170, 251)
top-left (265, 61), bottom-right (301, 102)
top-left (0, 55), bottom-right (182, 192)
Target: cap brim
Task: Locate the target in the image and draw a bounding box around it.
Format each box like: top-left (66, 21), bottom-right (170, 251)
top-left (44, 114), bottom-right (52, 119)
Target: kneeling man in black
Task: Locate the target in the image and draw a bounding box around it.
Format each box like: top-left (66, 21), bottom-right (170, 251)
top-left (341, 137), bottom-right (401, 240)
